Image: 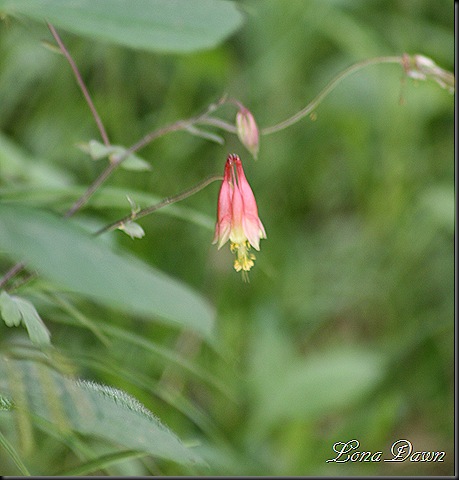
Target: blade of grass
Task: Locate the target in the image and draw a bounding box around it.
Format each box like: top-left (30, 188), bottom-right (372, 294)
top-left (0, 430), bottom-right (31, 476)
top-left (99, 323), bottom-right (236, 401)
top-left (55, 449), bottom-right (146, 476)
top-left (47, 291), bottom-right (111, 347)
top-left (73, 353), bottom-right (227, 444)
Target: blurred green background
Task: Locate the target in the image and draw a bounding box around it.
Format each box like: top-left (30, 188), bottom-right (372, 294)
top-left (0, 0), bottom-right (454, 476)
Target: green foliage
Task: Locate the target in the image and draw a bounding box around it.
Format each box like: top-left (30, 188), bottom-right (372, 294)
top-left (78, 140), bottom-right (152, 172)
top-left (0, 0), bottom-right (453, 476)
top-left (0, 204), bottom-right (215, 338)
top-left (0, 291), bottom-right (51, 345)
top-left (0, 356), bottom-right (202, 468)
top-left (0, 0), bottom-right (244, 53)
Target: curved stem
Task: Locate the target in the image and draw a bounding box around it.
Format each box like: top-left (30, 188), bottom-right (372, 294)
top-left (95, 174), bottom-right (223, 236)
top-left (261, 56), bottom-right (403, 135)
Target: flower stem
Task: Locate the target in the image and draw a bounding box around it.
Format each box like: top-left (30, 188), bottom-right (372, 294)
top-left (261, 55), bottom-right (403, 135)
top-left (95, 174), bottom-right (223, 236)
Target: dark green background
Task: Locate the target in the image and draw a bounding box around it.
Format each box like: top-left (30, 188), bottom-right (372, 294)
top-left (0, 0), bottom-right (454, 475)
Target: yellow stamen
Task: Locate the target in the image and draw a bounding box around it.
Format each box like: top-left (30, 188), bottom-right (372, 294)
top-left (230, 241), bottom-right (256, 273)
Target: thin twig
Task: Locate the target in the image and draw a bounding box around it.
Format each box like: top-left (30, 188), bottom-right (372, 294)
top-left (7, 272), bottom-right (38, 292)
top-left (261, 56), bottom-right (404, 135)
top-left (64, 160), bottom-right (118, 218)
top-left (65, 97), bottom-right (228, 218)
top-left (122, 96), bottom-right (228, 160)
top-left (0, 262), bottom-right (26, 290)
top-left (95, 174), bottom-right (223, 236)
top-left (47, 23), bottom-right (110, 147)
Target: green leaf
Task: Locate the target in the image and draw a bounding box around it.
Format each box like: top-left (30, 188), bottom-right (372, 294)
top-left (246, 317), bottom-right (384, 435)
top-left (0, 185), bottom-right (215, 230)
top-left (78, 141), bottom-right (152, 172)
top-left (77, 139), bottom-right (114, 160)
top-left (0, 132), bottom-right (71, 187)
top-left (119, 155), bottom-right (152, 172)
top-left (0, 359), bottom-right (202, 466)
top-left (0, 291), bottom-right (51, 346)
top-left (0, 291), bottom-right (22, 326)
top-left (0, 0), bottom-right (244, 54)
top-left (13, 297), bottom-right (51, 346)
top-left (252, 348), bottom-right (383, 433)
top-left (0, 204), bottom-right (215, 339)
top-left (185, 125), bottom-right (225, 144)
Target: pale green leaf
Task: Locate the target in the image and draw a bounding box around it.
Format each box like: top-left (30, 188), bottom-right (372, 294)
top-left (77, 139), bottom-right (114, 160)
top-left (0, 0), bottom-right (244, 54)
top-left (0, 291), bottom-right (51, 345)
top-left (12, 297), bottom-right (51, 346)
top-left (0, 204), bottom-right (215, 339)
top-left (119, 155), bottom-right (152, 172)
top-left (119, 222), bottom-right (146, 239)
top-left (185, 125), bottom-right (225, 144)
top-left (78, 141), bottom-right (152, 171)
top-left (0, 290), bottom-right (22, 327)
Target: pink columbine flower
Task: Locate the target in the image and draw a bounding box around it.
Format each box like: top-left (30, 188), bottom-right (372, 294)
top-left (236, 108), bottom-right (260, 160)
top-left (213, 154), bottom-right (266, 277)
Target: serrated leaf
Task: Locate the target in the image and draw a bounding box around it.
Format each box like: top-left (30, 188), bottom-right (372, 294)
top-left (0, 204), bottom-right (215, 339)
top-left (0, 0), bottom-right (244, 54)
top-left (0, 290), bottom-right (22, 327)
top-left (0, 359), bottom-right (202, 466)
top-left (119, 222), bottom-right (146, 240)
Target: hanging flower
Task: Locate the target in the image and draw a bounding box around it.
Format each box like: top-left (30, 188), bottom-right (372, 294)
top-left (213, 154), bottom-right (266, 278)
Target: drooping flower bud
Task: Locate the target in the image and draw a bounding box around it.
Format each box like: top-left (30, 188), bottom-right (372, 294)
top-left (213, 154), bottom-right (266, 278)
top-left (402, 53), bottom-right (455, 93)
top-left (236, 108), bottom-right (260, 160)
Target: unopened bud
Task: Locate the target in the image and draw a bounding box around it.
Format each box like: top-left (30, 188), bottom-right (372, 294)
top-left (236, 108), bottom-right (260, 159)
top-left (402, 53), bottom-right (455, 93)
